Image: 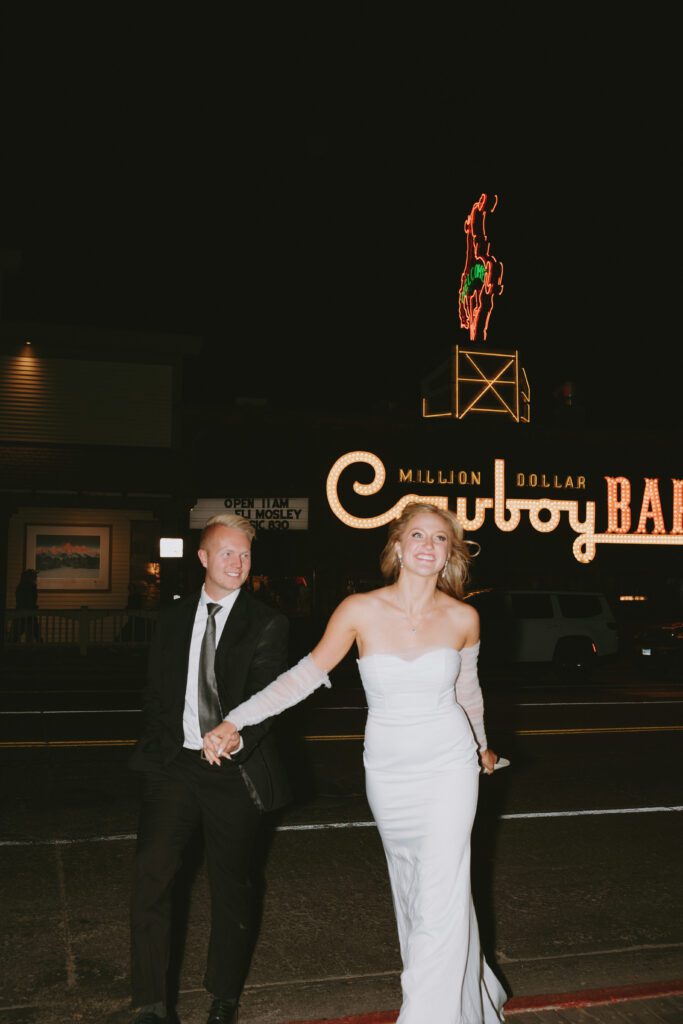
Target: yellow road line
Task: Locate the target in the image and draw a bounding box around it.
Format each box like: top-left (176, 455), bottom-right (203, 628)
top-left (302, 734), bottom-right (364, 742)
top-left (301, 726), bottom-right (683, 740)
top-left (1, 724), bottom-right (682, 750)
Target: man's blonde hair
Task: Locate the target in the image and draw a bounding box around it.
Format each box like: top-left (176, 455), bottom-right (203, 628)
top-left (199, 513), bottom-right (256, 548)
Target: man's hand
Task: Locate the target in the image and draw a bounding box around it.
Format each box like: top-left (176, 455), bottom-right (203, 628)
top-left (202, 720), bottom-right (240, 765)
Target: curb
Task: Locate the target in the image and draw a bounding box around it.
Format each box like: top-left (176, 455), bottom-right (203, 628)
top-left (282, 978), bottom-right (683, 1023)
top-left (504, 977), bottom-right (683, 1014)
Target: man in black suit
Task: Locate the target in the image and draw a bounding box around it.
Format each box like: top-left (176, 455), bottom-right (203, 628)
top-left (128, 514), bottom-right (290, 1024)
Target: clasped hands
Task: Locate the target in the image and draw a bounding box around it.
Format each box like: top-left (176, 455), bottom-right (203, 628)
top-left (202, 720), bottom-right (240, 765)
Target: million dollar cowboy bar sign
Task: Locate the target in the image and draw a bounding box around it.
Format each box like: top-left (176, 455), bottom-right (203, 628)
top-left (325, 452), bottom-right (683, 564)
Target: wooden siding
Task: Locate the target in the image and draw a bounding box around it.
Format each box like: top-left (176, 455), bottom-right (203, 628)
top-left (0, 355), bottom-right (172, 447)
top-left (6, 507), bottom-right (155, 610)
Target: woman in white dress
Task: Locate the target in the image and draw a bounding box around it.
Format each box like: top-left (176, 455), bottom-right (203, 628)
top-left (203, 503), bottom-right (507, 1023)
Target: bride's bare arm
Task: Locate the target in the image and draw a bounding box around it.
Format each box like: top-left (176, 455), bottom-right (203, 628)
top-left (202, 596), bottom-right (361, 764)
top-left (309, 594), bottom-right (360, 672)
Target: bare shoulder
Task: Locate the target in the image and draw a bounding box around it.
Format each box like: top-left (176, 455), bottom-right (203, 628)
top-left (459, 598), bottom-right (480, 631)
top-left (334, 586), bottom-right (394, 620)
top-left (442, 595), bottom-right (480, 641)
top-left (362, 585), bottom-right (395, 605)
top-left (329, 590), bottom-right (377, 625)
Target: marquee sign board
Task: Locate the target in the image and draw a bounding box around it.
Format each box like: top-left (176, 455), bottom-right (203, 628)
top-left (190, 498), bottom-right (309, 531)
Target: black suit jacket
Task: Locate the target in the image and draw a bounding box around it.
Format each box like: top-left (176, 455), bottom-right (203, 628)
top-left (129, 588), bottom-right (292, 812)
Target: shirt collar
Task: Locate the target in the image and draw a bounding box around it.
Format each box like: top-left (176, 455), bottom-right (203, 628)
top-left (201, 587), bottom-right (241, 614)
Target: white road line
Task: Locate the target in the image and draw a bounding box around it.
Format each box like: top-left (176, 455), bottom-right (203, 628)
top-left (498, 805), bottom-right (683, 819)
top-left (497, 940), bottom-right (683, 964)
top-left (2, 805), bottom-right (681, 847)
top-left (1, 709), bottom-right (141, 715)
top-left (177, 969), bottom-right (403, 995)
top-left (173, 942), bottom-right (683, 990)
top-left (517, 700), bottom-right (683, 707)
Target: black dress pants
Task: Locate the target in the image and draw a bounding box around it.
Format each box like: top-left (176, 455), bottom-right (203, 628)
top-left (130, 749), bottom-right (261, 1007)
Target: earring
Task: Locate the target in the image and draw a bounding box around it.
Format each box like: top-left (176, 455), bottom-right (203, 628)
top-left (398, 553), bottom-right (403, 569)
top-left (441, 561), bottom-right (448, 578)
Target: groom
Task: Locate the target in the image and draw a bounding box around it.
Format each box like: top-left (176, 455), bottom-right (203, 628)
top-left (128, 513), bottom-right (291, 1024)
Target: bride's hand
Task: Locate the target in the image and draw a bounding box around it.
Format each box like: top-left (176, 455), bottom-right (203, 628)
top-left (202, 721), bottom-right (240, 765)
top-left (479, 748), bottom-right (498, 775)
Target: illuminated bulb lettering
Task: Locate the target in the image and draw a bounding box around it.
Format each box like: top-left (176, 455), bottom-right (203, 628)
top-left (605, 477), bottom-right (632, 533)
top-left (326, 451), bottom-right (448, 529)
top-left (494, 458), bottom-right (521, 531)
top-left (326, 453), bottom-right (683, 563)
top-left (635, 478), bottom-right (666, 534)
top-left (454, 496), bottom-right (493, 530)
top-left (673, 480), bottom-right (683, 534)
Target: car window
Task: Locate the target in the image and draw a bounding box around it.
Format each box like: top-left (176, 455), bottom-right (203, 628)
top-left (557, 594), bottom-right (602, 618)
top-left (509, 594), bottom-right (554, 619)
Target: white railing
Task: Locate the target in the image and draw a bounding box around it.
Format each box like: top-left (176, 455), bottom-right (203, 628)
top-left (3, 608), bottom-right (158, 655)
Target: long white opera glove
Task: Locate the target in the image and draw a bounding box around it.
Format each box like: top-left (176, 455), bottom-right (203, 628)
top-left (226, 654), bottom-right (331, 731)
top-left (455, 641), bottom-right (488, 751)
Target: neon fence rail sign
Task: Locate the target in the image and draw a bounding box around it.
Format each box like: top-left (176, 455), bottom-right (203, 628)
top-left (326, 451), bottom-right (683, 564)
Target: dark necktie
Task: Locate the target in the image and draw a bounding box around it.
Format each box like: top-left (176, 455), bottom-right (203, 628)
top-left (198, 602), bottom-right (223, 736)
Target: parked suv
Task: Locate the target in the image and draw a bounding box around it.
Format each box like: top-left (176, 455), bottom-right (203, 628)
top-left (468, 589), bottom-right (619, 681)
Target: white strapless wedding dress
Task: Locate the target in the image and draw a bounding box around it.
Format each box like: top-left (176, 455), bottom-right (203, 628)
top-left (357, 647), bottom-right (506, 1024)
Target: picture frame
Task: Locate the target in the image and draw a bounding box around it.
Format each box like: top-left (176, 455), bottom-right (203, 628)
top-left (25, 525), bottom-right (112, 592)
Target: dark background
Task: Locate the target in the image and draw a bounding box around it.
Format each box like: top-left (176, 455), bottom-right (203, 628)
top-left (1, 23), bottom-right (681, 431)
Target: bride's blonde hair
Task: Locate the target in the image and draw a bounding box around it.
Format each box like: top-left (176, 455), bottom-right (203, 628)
top-left (379, 502), bottom-right (475, 599)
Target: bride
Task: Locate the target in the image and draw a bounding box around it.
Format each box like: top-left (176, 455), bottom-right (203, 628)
top-left (204, 502), bottom-right (507, 1023)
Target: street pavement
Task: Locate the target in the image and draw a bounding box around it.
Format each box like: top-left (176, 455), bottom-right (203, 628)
top-left (1, 649), bottom-right (682, 1023)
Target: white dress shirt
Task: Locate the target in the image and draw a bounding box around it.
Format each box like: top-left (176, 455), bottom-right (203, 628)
top-left (183, 587), bottom-right (241, 750)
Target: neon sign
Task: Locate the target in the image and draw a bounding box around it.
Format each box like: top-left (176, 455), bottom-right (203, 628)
top-left (457, 193), bottom-right (504, 343)
top-left (326, 451), bottom-right (683, 565)
top-left (424, 194), bottom-right (529, 422)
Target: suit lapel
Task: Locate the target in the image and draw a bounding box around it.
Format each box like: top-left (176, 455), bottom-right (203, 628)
top-left (172, 593), bottom-right (200, 701)
top-left (215, 590), bottom-right (251, 708)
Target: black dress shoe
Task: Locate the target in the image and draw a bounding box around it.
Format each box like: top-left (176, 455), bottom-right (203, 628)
top-left (206, 998), bottom-right (238, 1023)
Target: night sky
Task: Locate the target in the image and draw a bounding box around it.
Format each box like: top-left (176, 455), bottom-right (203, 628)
top-left (2, 36), bottom-right (680, 432)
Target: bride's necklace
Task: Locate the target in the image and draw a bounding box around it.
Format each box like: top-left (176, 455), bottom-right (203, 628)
top-left (398, 601), bottom-right (437, 633)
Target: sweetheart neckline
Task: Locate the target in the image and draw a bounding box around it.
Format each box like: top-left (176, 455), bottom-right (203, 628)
top-left (357, 643), bottom-right (479, 665)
